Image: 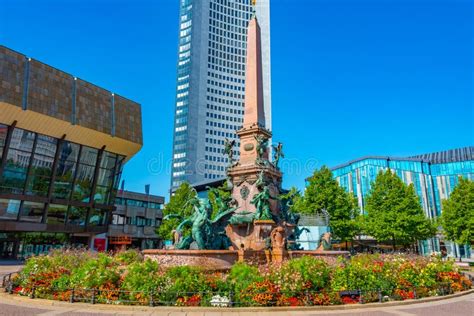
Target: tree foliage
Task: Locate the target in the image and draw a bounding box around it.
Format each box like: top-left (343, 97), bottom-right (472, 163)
top-left (364, 170), bottom-right (437, 248)
top-left (441, 177), bottom-right (474, 246)
top-left (278, 187), bottom-right (305, 213)
top-left (298, 166), bottom-right (359, 242)
top-left (157, 182), bottom-right (196, 240)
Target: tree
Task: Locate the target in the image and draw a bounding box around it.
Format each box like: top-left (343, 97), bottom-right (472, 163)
top-left (441, 177), bottom-right (474, 247)
top-left (157, 182), bottom-right (196, 240)
top-left (364, 169), bottom-right (437, 250)
top-left (278, 186), bottom-right (305, 214)
top-left (299, 166), bottom-right (360, 243)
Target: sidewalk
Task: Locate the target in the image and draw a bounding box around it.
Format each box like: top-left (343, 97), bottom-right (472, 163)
top-left (0, 260), bottom-right (23, 278)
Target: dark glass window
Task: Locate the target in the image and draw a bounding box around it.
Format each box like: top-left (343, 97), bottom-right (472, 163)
top-left (79, 146), bottom-right (98, 165)
top-left (27, 135), bottom-right (57, 196)
top-left (94, 185), bottom-right (109, 204)
top-left (67, 206), bottom-right (87, 226)
top-left (100, 152), bottom-right (117, 170)
top-left (0, 199), bottom-right (21, 220)
top-left (9, 129), bottom-right (35, 152)
top-left (47, 204), bottom-right (67, 225)
top-left (73, 164), bottom-right (94, 202)
top-left (0, 168), bottom-right (28, 194)
top-left (88, 208), bottom-right (107, 226)
top-left (72, 146), bottom-right (98, 203)
top-left (0, 128), bottom-right (36, 194)
top-left (20, 201), bottom-right (44, 223)
top-left (95, 168), bottom-right (114, 204)
top-left (26, 153), bottom-right (55, 196)
top-left (34, 135), bottom-right (57, 158)
top-left (53, 141), bottom-right (80, 199)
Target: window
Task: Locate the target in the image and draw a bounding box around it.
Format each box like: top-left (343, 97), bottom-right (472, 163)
top-left (88, 208), bottom-right (107, 226)
top-left (112, 214), bottom-right (125, 225)
top-left (53, 141), bottom-right (80, 199)
top-left (25, 135), bottom-right (57, 196)
top-left (46, 204), bottom-right (67, 225)
top-left (0, 128), bottom-right (35, 194)
top-left (20, 201), bottom-right (44, 223)
top-left (67, 207), bottom-right (87, 226)
top-left (72, 146), bottom-right (98, 202)
top-left (0, 199), bottom-right (20, 220)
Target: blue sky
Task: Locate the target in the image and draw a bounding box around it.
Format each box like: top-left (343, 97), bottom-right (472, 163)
top-left (1, 0), bottom-right (472, 198)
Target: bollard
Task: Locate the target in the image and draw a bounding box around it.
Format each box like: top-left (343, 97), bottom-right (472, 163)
top-left (358, 290), bottom-right (363, 304)
top-left (413, 288), bottom-right (417, 299)
top-left (149, 291), bottom-right (154, 307)
top-left (305, 290), bottom-right (312, 306)
top-left (7, 282), bottom-right (13, 294)
top-left (91, 289), bottom-right (96, 304)
top-left (70, 288), bottom-right (75, 303)
top-left (378, 289), bottom-right (382, 303)
top-left (229, 291), bottom-right (234, 307)
top-left (30, 286), bottom-right (36, 299)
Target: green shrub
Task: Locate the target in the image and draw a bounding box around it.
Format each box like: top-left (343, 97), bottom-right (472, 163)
top-left (120, 259), bottom-right (169, 303)
top-left (70, 253), bottom-right (121, 289)
top-left (114, 249), bottom-right (143, 265)
top-left (13, 252), bottom-right (472, 307)
top-left (228, 262), bottom-right (263, 294)
top-left (276, 256), bottom-right (330, 294)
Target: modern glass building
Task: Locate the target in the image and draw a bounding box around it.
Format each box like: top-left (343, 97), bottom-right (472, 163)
top-left (331, 147), bottom-right (474, 258)
top-left (0, 45), bottom-right (143, 258)
top-left (171, 0), bottom-right (271, 190)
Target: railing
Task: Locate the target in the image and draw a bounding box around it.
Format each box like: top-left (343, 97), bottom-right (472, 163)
top-left (1, 276), bottom-right (468, 308)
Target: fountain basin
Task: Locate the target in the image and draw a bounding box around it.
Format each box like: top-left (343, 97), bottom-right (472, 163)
top-left (143, 249), bottom-right (350, 270)
top-left (143, 249), bottom-right (239, 270)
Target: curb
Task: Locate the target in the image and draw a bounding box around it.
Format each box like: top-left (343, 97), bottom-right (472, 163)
top-left (0, 289), bottom-right (473, 312)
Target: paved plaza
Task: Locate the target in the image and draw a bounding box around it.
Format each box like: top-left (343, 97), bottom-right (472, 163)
top-left (0, 291), bottom-right (472, 316)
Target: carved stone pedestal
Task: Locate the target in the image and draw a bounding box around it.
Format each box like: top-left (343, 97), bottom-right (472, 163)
top-left (226, 220), bottom-right (276, 251)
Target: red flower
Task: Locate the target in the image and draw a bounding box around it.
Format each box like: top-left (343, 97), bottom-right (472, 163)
top-left (341, 296), bottom-right (359, 304)
top-left (13, 286), bottom-right (23, 294)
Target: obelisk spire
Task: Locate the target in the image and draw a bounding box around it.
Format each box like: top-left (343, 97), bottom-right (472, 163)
top-left (242, 14), bottom-right (265, 129)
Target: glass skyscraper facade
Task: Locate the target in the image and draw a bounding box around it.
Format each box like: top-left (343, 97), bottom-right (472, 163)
top-left (171, 0), bottom-right (271, 190)
top-left (331, 147), bottom-right (474, 258)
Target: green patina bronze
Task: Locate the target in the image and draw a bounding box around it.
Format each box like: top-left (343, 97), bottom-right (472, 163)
top-left (163, 192), bottom-right (236, 250)
top-left (251, 186), bottom-right (274, 220)
top-left (272, 142), bottom-right (284, 169)
top-left (254, 134), bottom-right (269, 166)
top-left (224, 138), bottom-right (236, 166)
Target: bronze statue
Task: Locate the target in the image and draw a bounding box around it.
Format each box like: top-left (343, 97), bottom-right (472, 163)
top-left (254, 134), bottom-right (268, 165)
top-left (163, 194), bottom-right (236, 250)
top-left (224, 138), bottom-right (236, 166)
top-left (272, 142), bottom-right (284, 168)
top-left (255, 170), bottom-right (266, 188)
top-left (251, 186), bottom-right (274, 220)
top-left (317, 232), bottom-right (332, 251)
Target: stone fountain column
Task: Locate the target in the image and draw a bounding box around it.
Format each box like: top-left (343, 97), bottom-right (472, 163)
top-left (225, 16), bottom-right (284, 254)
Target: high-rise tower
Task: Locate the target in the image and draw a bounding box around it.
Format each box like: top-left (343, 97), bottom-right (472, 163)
top-left (171, 0), bottom-right (271, 190)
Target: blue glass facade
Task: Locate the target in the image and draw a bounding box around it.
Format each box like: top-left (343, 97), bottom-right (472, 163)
top-left (331, 147), bottom-right (474, 258)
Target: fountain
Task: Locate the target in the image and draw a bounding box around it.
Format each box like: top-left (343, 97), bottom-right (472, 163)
top-left (143, 12), bottom-right (349, 270)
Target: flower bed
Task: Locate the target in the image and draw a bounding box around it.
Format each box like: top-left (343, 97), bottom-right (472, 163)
top-left (7, 250), bottom-right (472, 307)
